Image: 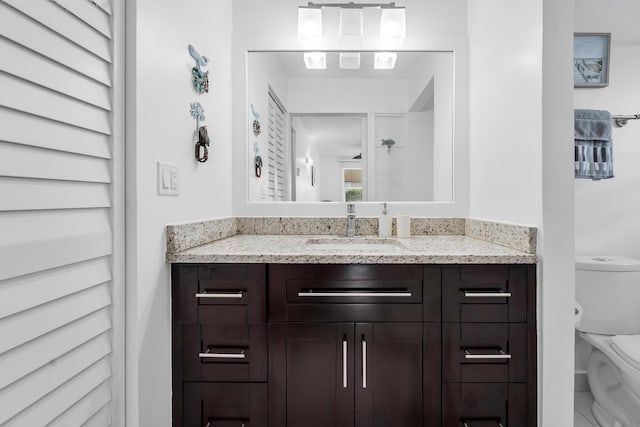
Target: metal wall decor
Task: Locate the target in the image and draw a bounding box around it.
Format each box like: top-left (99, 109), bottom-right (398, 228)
top-left (381, 138), bottom-right (396, 153)
top-left (253, 142), bottom-right (263, 177)
top-left (188, 44), bottom-right (210, 93)
top-left (190, 102), bottom-right (209, 162)
top-left (251, 104), bottom-right (261, 136)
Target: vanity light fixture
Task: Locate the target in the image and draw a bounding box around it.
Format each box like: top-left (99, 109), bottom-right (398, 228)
top-left (339, 8), bottom-right (363, 38)
top-left (374, 51), bottom-right (397, 69)
top-left (380, 6), bottom-right (406, 38)
top-left (298, 6), bottom-right (323, 38)
top-left (298, 2), bottom-right (405, 39)
top-left (303, 52), bottom-right (327, 69)
top-left (340, 52), bottom-right (361, 69)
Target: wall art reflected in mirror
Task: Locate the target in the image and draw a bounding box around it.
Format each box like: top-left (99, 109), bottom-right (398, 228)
top-left (247, 51), bottom-right (454, 202)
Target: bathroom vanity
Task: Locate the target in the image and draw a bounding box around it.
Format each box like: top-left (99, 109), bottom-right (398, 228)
top-left (168, 221), bottom-right (538, 427)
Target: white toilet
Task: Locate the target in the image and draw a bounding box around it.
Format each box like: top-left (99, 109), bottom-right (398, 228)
top-left (575, 256), bottom-right (640, 427)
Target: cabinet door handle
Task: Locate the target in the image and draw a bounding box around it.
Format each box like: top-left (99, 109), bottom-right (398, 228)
top-left (297, 291), bottom-right (412, 297)
top-left (362, 336), bottom-right (367, 389)
top-left (196, 291), bottom-right (243, 299)
top-left (464, 349), bottom-right (511, 360)
top-left (342, 337), bottom-right (348, 388)
top-left (463, 291), bottom-right (511, 298)
top-left (462, 422), bottom-right (504, 427)
top-left (205, 421), bottom-right (247, 427)
top-left (199, 350), bottom-right (246, 359)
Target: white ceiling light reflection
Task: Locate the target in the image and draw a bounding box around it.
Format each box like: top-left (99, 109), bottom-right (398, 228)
top-left (304, 52), bottom-right (327, 69)
top-left (380, 7), bottom-right (406, 38)
top-left (339, 8), bottom-right (363, 37)
top-left (340, 52), bottom-right (361, 69)
top-left (374, 52), bottom-right (397, 69)
top-left (298, 7), bottom-right (323, 38)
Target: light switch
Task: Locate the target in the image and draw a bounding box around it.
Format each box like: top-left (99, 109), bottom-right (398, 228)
top-left (158, 161), bottom-right (179, 196)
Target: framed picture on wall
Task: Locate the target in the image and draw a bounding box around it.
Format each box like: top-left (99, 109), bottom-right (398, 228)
top-left (574, 33), bottom-right (611, 88)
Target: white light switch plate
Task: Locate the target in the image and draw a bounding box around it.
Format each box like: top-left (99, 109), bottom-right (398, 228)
top-left (158, 161), bottom-right (179, 196)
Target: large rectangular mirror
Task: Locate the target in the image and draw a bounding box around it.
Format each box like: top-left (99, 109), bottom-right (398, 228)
top-left (247, 51), bottom-right (453, 202)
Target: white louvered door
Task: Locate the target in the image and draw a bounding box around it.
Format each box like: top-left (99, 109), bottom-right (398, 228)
top-left (267, 91), bottom-right (287, 201)
top-left (0, 0), bottom-right (123, 426)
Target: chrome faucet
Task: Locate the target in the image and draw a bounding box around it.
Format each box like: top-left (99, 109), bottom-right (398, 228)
top-left (346, 203), bottom-right (356, 238)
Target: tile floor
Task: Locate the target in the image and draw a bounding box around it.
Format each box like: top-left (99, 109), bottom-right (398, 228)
top-left (575, 391), bottom-right (599, 426)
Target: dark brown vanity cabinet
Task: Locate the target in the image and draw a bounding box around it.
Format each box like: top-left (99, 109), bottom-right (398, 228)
top-left (172, 264), bottom-right (268, 427)
top-left (171, 263), bottom-right (536, 427)
top-left (267, 265), bottom-right (442, 427)
top-left (441, 265), bottom-right (537, 427)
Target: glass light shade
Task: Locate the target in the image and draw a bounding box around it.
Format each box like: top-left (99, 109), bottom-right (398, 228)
top-left (339, 8), bottom-right (363, 36)
top-left (298, 7), bottom-right (322, 38)
top-left (340, 52), bottom-right (361, 69)
top-left (380, 7), bottom-right (406, 38)
top-left (304, 52), bottom-right (327, 69)
top-left (374, 52), bottom-right (397, 69)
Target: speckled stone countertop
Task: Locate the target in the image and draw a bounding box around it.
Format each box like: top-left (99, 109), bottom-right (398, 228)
top-left (166, 234), bottom-right (537, 264)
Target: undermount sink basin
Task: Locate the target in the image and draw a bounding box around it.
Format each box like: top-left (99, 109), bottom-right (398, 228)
top-left (305, 238), bottom-right (407, 252)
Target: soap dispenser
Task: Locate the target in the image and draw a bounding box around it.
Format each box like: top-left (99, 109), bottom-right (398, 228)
top-left (379, 203), bottom-right (392, 238)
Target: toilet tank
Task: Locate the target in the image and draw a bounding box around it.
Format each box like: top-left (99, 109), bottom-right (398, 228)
top-left (575, 256), bottom-right (640, 335)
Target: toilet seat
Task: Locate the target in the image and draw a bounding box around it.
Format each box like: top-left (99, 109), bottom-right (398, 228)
top-left (611, 335), bottom-right (640, 372)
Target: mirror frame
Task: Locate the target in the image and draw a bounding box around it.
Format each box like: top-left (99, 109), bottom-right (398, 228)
top-left (232, 36), bottom-right (469, 217)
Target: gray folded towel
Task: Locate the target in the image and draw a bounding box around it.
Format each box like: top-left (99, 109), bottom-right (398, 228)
top-left (575, 109), bottom-right (614, 180)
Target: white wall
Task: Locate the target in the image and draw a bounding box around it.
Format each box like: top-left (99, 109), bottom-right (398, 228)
top-left (574, 0), bottom-right (640, 259)
top-left (409, 53), bottom-right (454, 201)
top-left (573, 0), bottom-right (640, 379)
top-left (288, 79), bottom-right (408, 113)
top-left (247, 53), bottom-right (289, 201)
top-left (125, 1), bottom-right (233, 425)
top-left (468, 1), bottom-right (576, 426)
top-left (407, 111), bottom-right (434, 200)
top-left (468, 2), bottom-right (542, 226)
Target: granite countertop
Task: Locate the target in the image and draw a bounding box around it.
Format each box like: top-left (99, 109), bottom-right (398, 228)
top-left (166, 234), bottom-right (537, 264)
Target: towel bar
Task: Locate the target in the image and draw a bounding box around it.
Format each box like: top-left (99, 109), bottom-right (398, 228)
top-left (612, 114), bottom-right (640, 127)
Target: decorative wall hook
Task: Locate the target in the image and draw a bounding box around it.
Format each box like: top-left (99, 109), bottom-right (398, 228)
top-left (381, 138), bottom-right (396, 153)
top-left (253, 141), bottom-right (263, 177)
top-left (188, 44), bottom-right (209, 93)
top-left (195, 126), bottom-right (210, 163)
top-left (251, 104), bottom-right (261, 136)
top-left (190, 102), bottom-right (206, 130)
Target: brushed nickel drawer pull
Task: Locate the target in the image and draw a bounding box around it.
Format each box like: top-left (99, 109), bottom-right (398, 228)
top-left (463, 291), bottom-right (511, 298)
top-left (205, 421), bottom-right (246, 427)
top-left (297, 291), bottom-right (412, 297)
top-left (195, 291), bottom-right (243, 299)
top-left (464, 349), bottom-right (511, 360)
top-left (463, 422), bottom-right (504, 427)
top-left (342, 337), bottom-right (348, 388)
top-left (362, 336), bottom-right (367, 389)
top-left (199, 349), bottom-right (246, 359)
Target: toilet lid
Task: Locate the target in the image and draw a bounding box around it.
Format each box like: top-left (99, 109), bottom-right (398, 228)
top-left (611, 335), bottom-right (640, 371)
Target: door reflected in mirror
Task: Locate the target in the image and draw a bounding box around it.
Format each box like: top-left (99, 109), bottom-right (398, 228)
top-left (247, 51), bottom-right (454, 202)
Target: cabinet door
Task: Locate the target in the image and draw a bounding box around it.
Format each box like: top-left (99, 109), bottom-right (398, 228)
top-left (355, 323), bottom-right (423, 427)
top-left (269, 323), bottom-right (355, 427)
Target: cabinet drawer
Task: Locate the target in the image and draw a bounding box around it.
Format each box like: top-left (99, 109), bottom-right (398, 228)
top-left (183, 382), bottom-right (267, 427)
top-left (182, 324), bottom-right (267, 382)
top-left (270, 264), bottom-right (425, 322)
top-left (443, 323), bottom-right (526, 382)
top-left (443, 382), bottom-right (526, 427)
top-left (172, 264), bottom-right (266, 324)
top-left (442, 266), bottom-right (527, 323)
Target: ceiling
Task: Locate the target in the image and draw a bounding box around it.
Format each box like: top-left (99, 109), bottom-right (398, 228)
top-left (293, 115), bottom-right (363, 159)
